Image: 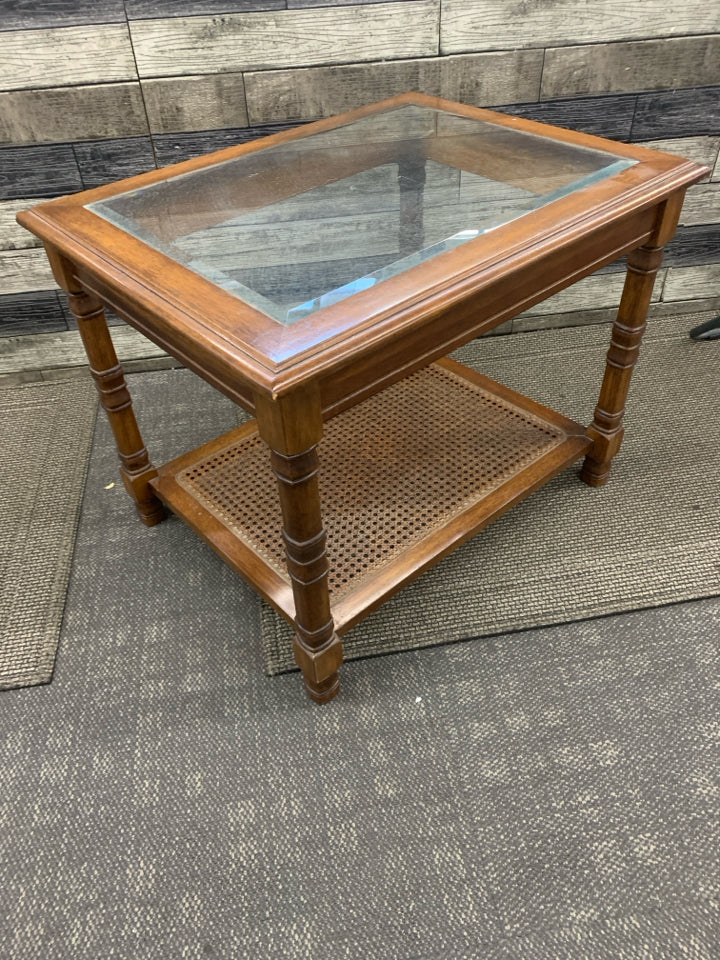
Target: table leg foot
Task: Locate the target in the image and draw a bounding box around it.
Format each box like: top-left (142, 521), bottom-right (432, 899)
top-left (303, 670), bottom-right (341, 705)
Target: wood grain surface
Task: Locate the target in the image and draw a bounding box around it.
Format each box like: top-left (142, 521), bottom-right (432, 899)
top-left (0, 84), bottom-right (148, 146)
top-left (662, 263), bottom-right (720, 301)
top-left (541, 35), bottom-right (720, 99)
top-left (441, 0), bottom-right (720, 53)
top-left (0, 24), bottom-right (136, 92)
top-left (142, 75), bottom-right (249, 134)
top-left (129, 3), bottom-right (440, 77)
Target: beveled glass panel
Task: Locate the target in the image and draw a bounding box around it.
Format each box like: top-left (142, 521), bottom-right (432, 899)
top-left (87, 104), bottom-right (636, 325)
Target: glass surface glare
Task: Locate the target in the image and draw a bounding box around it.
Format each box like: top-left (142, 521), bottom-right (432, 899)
top-left (87, 105), bottom-right (636, 325)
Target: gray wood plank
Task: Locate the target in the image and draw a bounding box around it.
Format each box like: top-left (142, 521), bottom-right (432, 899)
top-left (714, 151), bottom-right (720, 182)
top-left (0, 325), bottom-right (167, 375)
top-left (0, 1), bottom-right (125, 30)
top-left (499, 95), bottom-right (637, 141)
top-left (245, 50), bottom-right (542, 125)
top-left (638, 137), bottom-right (719, 181)
top-left (74, 137), bottom-right (156, 189)
top-left (679, 184), bottom-right (720, 227)
top-left (0, 291), bottom-right (67, 337)
top-left (541, 35), bottom-right (720, 100)
top-left (441, 0), bottom-right (720, 53)
top-left (245, 58), bottom-right (442, 125)
top-left (662, 263), bottom-right (720, 301)
top-left (0, 199), bottom-right (43, 250)
top-left (0, 83), bottom-right (149, 146)
top-left (125, 0), bottom-right (284, 16)
top-left (142, 75), bottom-right (248, 135)
top-left (0, 143), bottom-right (82, 199)
top-left (129, 2), bottom-right (440, 77)
top-left (521, 269), bottom-right (665, 317)
top-left (631, 86), bottom-right (720, 140)
top-left (0, 24), bottom-right (137, 92)
top-left (0, 248), bottom-right (56, 294)
top-left (664, 225), bottom-right (720, 267)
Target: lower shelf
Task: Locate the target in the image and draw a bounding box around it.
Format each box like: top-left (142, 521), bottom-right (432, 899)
top-left (151, 358), bottom-right (592, 634)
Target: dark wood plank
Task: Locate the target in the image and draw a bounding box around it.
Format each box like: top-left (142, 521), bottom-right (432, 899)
top-left (0, 144), bottom-right (82, 199)
top-left (74, 137), bottom-right (156, 190)
top-left (498, 94), bottom-right (637, 140)
top-left (0, 0), bottom-right (125, 30)
top-left (542, 35), bottom-right (720, 99)
top-left (631, 86), bottom-right (720, 141)
top-left (151, 124), bottom-right (295, 165)
top-left (0, 290), bottom-right (68, 337)
top-left (125, 0), bottom-right (284, 16)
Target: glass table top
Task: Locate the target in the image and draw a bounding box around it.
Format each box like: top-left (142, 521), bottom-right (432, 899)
top-left (87, 104), bottom-right (636, 326)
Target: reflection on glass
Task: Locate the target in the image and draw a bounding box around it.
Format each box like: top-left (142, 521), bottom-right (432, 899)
top-left (87, 105), bottom-right (636, 325)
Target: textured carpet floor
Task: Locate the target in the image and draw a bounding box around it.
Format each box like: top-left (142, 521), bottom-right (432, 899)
top-left (1, 323), bottom-right (718, 957)
top-left (262, 314), bottom-right (720, 671)
top-left (0, 377), bottom-right (97, 690)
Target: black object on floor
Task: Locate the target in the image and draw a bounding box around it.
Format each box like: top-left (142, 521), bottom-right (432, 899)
top-left (689, 314), bottom-right (720, 340)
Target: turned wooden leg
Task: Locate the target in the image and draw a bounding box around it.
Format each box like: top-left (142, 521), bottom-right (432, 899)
top-left (67, 283), bottom-right (165, 526)
top-left (581, 192), bottom-right (686, 487)
top-left (255, 386), bottom-right (343, 704)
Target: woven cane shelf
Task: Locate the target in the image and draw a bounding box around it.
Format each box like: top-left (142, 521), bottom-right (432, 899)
top-left (152, 358), bottom-right (592, 634)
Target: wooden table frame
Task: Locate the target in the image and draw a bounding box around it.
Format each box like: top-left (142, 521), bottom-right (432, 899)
top-left (18, 93), bottom-right (708, 703)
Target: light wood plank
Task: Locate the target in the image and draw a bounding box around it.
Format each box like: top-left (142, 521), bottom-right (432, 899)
top-left (0, 325), bottom-right (167, 376)
top-left (714, 150), bottom-right (720, 182)
top-left (0, 24), bottom-right (137, 92)
top-left (541, 35), bottom-right (720, 99)
top-left (0, 83), bottom-right (148, 146)
top-left (244, 49), bottom-right (541, 125)
top-left (129, 2), bottom-right (440, 77)
top-left (0, 248), bottom-right (56, 295)
top-left (441, 1), bottom-right (720, 53)
top-left (0, 200), bottom-right (43, 250)
top-left (638, 137), bottom-right (719, 181)
top-left (662, 263), bottom-right (720, 301)
top-left (142, 75), bottom-right (249, 134)
top-left (679, 184), bottom-right (720, 227)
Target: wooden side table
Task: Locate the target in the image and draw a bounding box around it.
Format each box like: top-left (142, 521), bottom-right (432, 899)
top-left (18, 94), bottom-right (708, 703)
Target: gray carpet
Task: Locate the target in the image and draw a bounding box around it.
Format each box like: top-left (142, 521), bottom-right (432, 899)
top-left (0, 377), bottom-right (97, 690)
top-left (0, 370), bottom-right (718, 956)
top-left (259, 315), bottom-right (720, 671)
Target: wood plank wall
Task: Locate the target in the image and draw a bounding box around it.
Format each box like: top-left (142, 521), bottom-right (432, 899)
top-left (1, 0), bottom-right (719, 342)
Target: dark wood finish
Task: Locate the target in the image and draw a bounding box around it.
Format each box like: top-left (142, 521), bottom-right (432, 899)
top-left (0, 144), bottom-right (82, 200)
top-left (0, 290), bottom-right (68, 337)
top-left (74, 137), bottom-right (156, 190)
top-left (581, 191), bottom-right (685, 486)
top-left (16, 93), bottom-right (709, 702)
top-left (631, 86), bottom-right (720, 141)
top-left (500, 94), bottom-right (637, 140)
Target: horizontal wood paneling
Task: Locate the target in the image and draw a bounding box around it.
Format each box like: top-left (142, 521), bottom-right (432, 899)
top-left (631, 86), bottom-right (720, 140)
top-left (521, 271), bottom-right (659, 317)
top-left (0, 83), bottom-right (148, 146)
top-left (0, 24), bottom-right (136, 92)
top-left (541, 35), bottom-right (720, 100)
top-left (0, 143), bottom-right (82, 199)
top-left (0, 291), bottom-right (68, 337)
top-left (0, 248), bottom-right (56, 295)
top-left (152, 124), bottom-right (294, 165)
top-left (129, 3), bottom-right (440, 77)
top-left (638, 137), bottom-right (719, 180)
top-left (714, 152), bottom-right (720, 181)
top-left (125, 0), bottom-right (285, 16)
top-left (500, 95), bottom-right (637, 141)
top-left (142, 75), bottom-right (249, 135)
top-left (662, 263), bottom-right (720, 301)
top-left (441, 1), bottom-right (720, 53)
top-left (664, 225), bottom-right (720, 267)
top-left (679, 184), bottom-right (720, 227)
top-left (0, 1), bottom-right (126, 31)
top-left (74, 137), bottom-right (156, 189)
top-left (244, 50), bottom-right (543, 124)
top-left (0, 199), bottom-right (43, 249)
